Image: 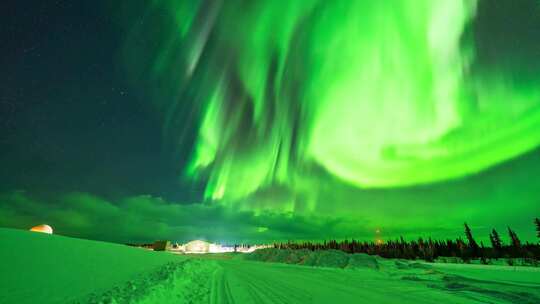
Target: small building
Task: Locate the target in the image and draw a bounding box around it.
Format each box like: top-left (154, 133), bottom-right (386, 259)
top-left (153, 240), bottom-right (171, 251)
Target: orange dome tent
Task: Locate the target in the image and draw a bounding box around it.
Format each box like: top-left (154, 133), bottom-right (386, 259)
top-left (30, 224), bottom-right (53, 234)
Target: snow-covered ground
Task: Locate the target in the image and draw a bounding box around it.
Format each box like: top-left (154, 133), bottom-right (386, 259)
top-left (1, 228), bottom-right (539, 304)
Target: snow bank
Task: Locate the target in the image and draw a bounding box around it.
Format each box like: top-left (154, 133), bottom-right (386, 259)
top-left (243, 248), bottom-right (379, 269)
top-left (83, 259), bottom-right (217, 304)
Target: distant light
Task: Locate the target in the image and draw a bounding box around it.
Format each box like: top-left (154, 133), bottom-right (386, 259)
top-left (30, 224), bottom-right (53, 234)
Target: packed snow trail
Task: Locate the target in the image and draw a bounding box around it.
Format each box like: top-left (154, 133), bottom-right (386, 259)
top-left (79, 254), bottom-right (540, 304)
top-left (211, 249), bottom-right (540, 304)
top-left (78, 255), bottom-right (540, 304)
top-left (210, 259), bottom-right (480, 304)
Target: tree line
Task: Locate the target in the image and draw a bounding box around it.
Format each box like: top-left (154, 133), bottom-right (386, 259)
top-left (273, 218), bottom-right (540, 264)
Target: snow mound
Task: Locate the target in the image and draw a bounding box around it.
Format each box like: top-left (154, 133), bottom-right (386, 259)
top-left (82, 259), bottom-right (217, 304)
top-left (244, 248), bottom-right (379, 269)
top-left (347, 253), bottom-right (380, 270)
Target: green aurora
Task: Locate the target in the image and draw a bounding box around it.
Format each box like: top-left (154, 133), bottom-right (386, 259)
top-left (1, 0), bottom-right (540, 243)
top-left (125, 6), bottom-right (533, 183)
top-left (117, 0), bottom-right (540, 240)
top-left (111, 0), bottom-right (540, 242)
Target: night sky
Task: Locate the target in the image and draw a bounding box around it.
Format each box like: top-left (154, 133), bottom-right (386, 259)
top-left (1, 1), bottom-right (202, 201)
top-left (1, 0), bottom-right (539, 244)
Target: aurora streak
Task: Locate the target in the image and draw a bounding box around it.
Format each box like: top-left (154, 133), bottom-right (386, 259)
top-left (123, 0), bottom-right (540, 215)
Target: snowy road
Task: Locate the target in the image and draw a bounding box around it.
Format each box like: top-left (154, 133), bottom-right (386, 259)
top-left (209, 259), bottom-right (492, 304)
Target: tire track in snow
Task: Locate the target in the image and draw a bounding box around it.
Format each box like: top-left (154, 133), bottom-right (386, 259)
top-left (211, 259), bottom-right (488, 304)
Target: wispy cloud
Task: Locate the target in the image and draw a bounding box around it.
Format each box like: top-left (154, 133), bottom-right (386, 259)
top-left (0, 191), bottom-right (373, 243)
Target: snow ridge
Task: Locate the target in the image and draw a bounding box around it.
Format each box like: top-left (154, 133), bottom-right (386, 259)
top-left (80, 259), bottom-right (218, 304)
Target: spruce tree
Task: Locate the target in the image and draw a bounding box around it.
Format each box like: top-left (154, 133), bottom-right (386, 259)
top-left (464, 223), bottom-right (479, 256)
top-left (507, 227), bottom-right (521, 248)
top-left (490, 229), bottom-right (502, 249)
top-left (489, 229), bottom-right (503, 259)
